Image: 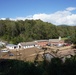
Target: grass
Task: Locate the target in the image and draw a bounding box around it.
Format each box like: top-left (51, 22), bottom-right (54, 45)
top-left (61, 37), bottom-right (68, 40)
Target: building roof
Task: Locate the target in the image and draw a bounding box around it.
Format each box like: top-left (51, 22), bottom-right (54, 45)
top-left (19, 42), bottom-right (36, 46)
top-left (6, 44), bottom-right (17, 47)
top-left (34, 40), bottom-right (49, 42)
top-left (49, 39), bottom-right (64, 42)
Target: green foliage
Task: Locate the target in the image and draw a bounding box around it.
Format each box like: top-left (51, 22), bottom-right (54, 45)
top-left (0, 19), bottom-right (76, 44)
top-left (0, 59), bottom-right (43, 75)
top-left (1, 56), bottom-right (76, 75)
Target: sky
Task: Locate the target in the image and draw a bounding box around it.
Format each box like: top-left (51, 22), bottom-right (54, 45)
top-left (0, 0), bottom-right (76, 25)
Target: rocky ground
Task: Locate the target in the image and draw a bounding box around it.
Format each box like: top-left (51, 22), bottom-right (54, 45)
top-left (0, 46), bottom-right (76, 62)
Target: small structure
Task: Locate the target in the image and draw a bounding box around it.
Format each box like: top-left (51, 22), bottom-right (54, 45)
top-left (35, 40), bottom-right (49, 47)
top-left (49, 39), bottom-right (64, 46)
top-left (0, 49), bottom-right (9, 52)
top-left (59, 36), bottom-right (61, 41)
top-left (6, 44), bottom-right (17, 50)
top-left (43, 53), bottom-right (54, 62)
top-left (0, 41), bottom-right (7, 47)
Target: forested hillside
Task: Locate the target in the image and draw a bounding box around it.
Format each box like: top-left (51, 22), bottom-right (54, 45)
top-left (0, 19), bottom-right (76, 44)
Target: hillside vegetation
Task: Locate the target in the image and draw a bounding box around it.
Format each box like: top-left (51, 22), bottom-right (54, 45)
top-left (0, 19), bottom-right (76, 44)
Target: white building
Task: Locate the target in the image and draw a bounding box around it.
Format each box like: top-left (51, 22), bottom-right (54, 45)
top-left (18, 41), bottom-right (37, 49)
top-left (0, 41), bottom-right (7, 47)
top-left (6, 44), bottom-right (17, 50)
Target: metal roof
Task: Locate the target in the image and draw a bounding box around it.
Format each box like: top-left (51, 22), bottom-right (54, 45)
top-left (19, 42), bottom-right (36, 46)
